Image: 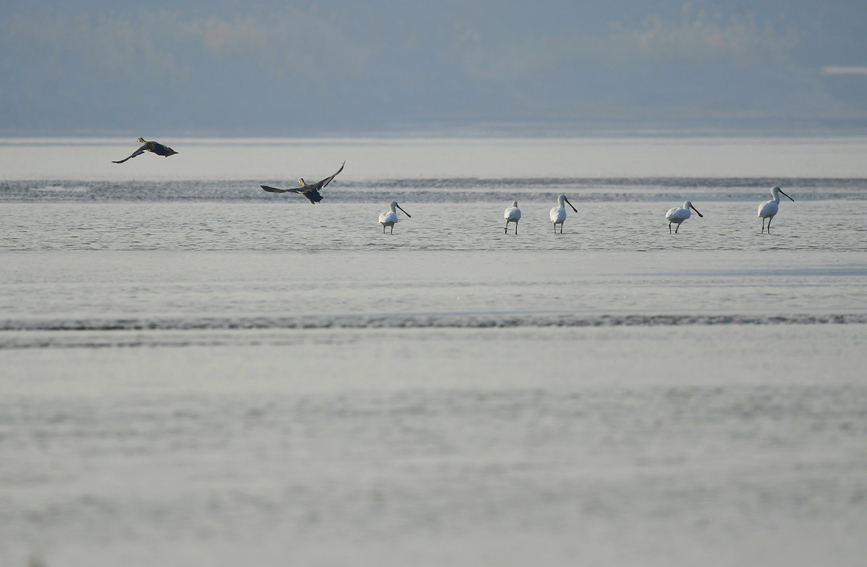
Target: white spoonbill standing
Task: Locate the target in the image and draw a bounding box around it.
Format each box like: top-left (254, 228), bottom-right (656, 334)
top-left (504, 201), bottom-right (521, 234)
top-left (550, 194), bottom-right (577, 233)
top-left (665, 201), bottom-right (703, 233)
top-left (758, 186), bottom-right (794, 233)
top-left (379, 201), bottom-right (411, 234)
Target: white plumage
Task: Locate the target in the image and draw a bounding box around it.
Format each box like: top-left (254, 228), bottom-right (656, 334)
top-left (758, 186), bottom-right (794, 233)
top-left (549, 194), bottom-right (577, 233)
top-left (665, 200), bottom-right (703, 233)
top-left (379, 201), bottom-right (411, 234)
top-left (504, 200), bottom-right (521, 234)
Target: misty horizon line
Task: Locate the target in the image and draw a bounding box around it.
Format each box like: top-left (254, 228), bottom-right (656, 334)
top-left (4, 117), bottom-right (867, 139)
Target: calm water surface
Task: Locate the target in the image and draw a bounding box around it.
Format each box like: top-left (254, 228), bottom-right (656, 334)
top-left (1, 139), bottom-right (866, 567)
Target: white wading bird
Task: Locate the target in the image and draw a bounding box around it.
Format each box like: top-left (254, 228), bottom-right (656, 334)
top-left (665, 201), bottom-right (703, 233)
top-left (550, 194), bottom-right (577, 233)
top-left (379, 201), bottom-right (411, 234)
top-left (758, 186), bottom-right (794, 233)
top-left (504, 200), bottom-right (521, 234)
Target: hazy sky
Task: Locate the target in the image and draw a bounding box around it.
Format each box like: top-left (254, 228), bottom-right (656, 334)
top-left (1, 0), bottom-right (865, 135)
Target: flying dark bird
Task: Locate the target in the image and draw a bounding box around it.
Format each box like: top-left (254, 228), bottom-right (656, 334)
top-left (261, 162), bottom-right (345, 204)
top-left (112, 138), bottom-right (178, 163)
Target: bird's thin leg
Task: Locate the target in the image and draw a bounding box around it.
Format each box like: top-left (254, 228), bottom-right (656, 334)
top-left (762, 218), bottom-right (765, 233)
top-left (669, 222), bottom-right (672, 233)
top-left (515, 221), bottom-right (518, 235)
top-left (505, 221), bottom-right (508, 234)
top-left (675, 224), bottom-right (679, 234)
top-left (767, 217), bottom-right (772, 234)
top-left (390, 225), bottom-right (394, 234)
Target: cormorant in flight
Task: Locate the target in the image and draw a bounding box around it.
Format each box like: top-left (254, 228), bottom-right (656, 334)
top-left (113, 138), bottom-right (178, 163)
top-left (261, 162), bottom-right (345, 204)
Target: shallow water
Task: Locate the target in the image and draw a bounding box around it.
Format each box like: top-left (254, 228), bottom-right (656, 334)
top-left (2, 200), bottom-right (866, 253)
top-left (2, 138), bottom-right (867, 566)
top-left (1, 249), bottom-right (866, 339)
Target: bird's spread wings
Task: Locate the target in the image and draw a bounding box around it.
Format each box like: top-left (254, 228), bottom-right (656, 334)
top-left (112, 145), bottom-right (147, 164)
top-left (260, 162), bottom-right (344, 196)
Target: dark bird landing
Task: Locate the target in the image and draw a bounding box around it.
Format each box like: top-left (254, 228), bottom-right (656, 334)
top-left (112, 137), bottom-right (178, 163)
top-left (261, 161), bottom-right (345, 204)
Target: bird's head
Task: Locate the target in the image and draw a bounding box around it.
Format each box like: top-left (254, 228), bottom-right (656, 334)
top-left (137, 137), bottom-right (146, 143)
top-left (298, 178), bottom-right (307, 186)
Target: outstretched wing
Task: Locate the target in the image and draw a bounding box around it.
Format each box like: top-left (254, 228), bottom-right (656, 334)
top-left (261, 185), bottom-right (303, 194)
top-left (112, 145), bottom-right (147, 164)
top-left (313, 161), bottom-right (345, 190)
